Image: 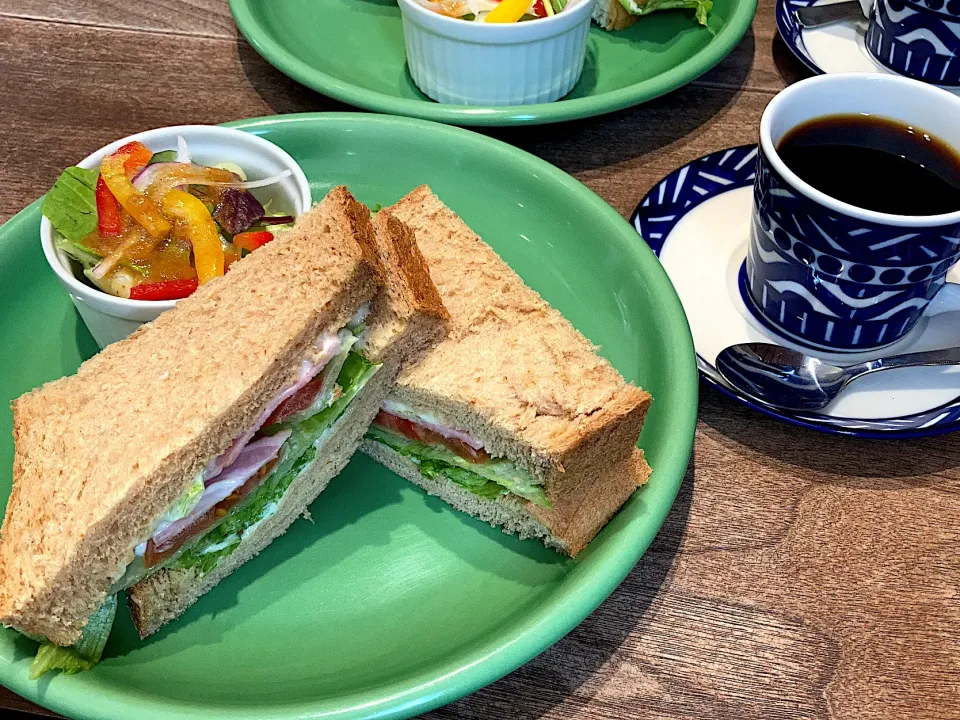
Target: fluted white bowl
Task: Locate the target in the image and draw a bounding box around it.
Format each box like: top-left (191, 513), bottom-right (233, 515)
top-left (398, 0), bottom-right (596, 106)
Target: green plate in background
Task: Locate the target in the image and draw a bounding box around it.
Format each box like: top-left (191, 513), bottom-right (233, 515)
top-left (0, 114), bottom-right (697, 719)
top-left (229, 0), bottom-right (757, 126)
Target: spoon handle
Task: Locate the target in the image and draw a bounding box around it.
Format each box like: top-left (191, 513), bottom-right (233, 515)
top-left (869, 347), bottom-right (960, 371)
top-left (795, 1), bottom-right (863, 28)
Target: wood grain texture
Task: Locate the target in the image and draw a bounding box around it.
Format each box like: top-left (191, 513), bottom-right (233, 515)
top-left (0, 0), bottom-right (235, 37)
top-left (0, 2), bottom-right (958, 719)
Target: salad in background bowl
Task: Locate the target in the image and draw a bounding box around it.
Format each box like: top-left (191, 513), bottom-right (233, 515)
top-left (399, 0), bottom-right (597, 105)
top-left (417, 0), bottom-right (573, 21)
top-left (39, 125), bottom-right (311, 348)
top-left (417, 0), bottom-right (712, 29)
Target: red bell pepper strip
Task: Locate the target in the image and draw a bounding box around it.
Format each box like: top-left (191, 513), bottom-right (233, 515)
top-left (233, 230), bottom-right (274, 252)
top-left (128, 278), bottom-right (199, 301)
top-left (95, 176), bottom-right (123, 237)
top-left (116, 141), bottom-right (153, 177)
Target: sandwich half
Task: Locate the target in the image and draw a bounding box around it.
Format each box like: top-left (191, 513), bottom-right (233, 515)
top-left (0, 186), bottom-right (446, 672)
top-left (592, 0), bottom-right (712, 30)
top-left (361, 187), bottom-right (652, 557)
top-left (127, 196), bottom-right (448, 639)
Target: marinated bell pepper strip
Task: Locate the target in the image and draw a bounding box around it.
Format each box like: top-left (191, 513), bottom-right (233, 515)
top-left (485, 0), bottom-right (530, 22)
top-left (232, 230), bottom-right (274, 252)
top-left (95, 176), bottom-right (122, 237)
top-left (129, 278), bottom-right (199, 301)
top-left (161, 189), bottom-right (224, 284)
top-left (116, 141), bottom-right (153, 176)
top-left (100, 154), bottom-right (171, 238)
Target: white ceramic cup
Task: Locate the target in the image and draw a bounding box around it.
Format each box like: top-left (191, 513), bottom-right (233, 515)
top-left (39, 125), bottom-right (312, 349)
top-left (398, 0), bottom-right (597, 105)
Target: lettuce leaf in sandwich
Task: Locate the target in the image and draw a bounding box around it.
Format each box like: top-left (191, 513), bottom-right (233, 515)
top-left (619, 0), bottom-right (712, 25)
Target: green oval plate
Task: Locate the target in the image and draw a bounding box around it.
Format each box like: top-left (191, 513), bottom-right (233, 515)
top-left (230, 0), bottom-right (757, 126)
top-left (0, 114), bottom-right (697, 719)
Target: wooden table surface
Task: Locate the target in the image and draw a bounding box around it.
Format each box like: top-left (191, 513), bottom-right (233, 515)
top-left (0, 2), bottom-right (957, 718)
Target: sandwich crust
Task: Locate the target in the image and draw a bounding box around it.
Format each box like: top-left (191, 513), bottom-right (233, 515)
top-left (0, 186), bottom-right (383, 645)
top-left (374, 186), bottom-right (653, 555)
top-left (127, 200), bottom-right (448, 638)
top-left (592, 0), bottom-right (639, 30)
top-left (128, 355), bottom-right (402, 638)
top-left (362, 441), bottom-right (650, 556)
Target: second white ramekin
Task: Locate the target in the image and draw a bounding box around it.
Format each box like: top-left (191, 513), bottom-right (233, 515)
top-left (398, 0), bottom-right (597, 106)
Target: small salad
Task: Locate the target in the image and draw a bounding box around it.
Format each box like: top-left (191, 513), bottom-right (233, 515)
top-left (41, 137), bottom-right (296, 301)
top-left (416, 0), bottom-right (711, 25)
top-left (416, 0), bottom-right (575, 22)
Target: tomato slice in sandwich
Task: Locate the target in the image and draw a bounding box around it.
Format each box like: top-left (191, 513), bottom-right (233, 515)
top-left (143, 457), bottom-right (278, 568)
top-left (373, 411), bottom-right (489, 463)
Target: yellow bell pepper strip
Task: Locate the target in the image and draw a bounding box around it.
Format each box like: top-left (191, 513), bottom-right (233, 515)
top-left (100, 154), bottom-right (171, 238)
top-left (485, 0), bottom-right (530, 22)
top-left (160, 189), bottom-right (224, 284)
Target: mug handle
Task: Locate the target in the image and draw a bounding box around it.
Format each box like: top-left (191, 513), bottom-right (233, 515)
top-left (924, 280), bottom-right (960, 318)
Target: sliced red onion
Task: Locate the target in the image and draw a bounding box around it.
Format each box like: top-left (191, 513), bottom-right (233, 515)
top-left (151, 430), bottom-right (291, 552)
top-left (203, 331), bottom-right (343, 483)
top-left (204, 169), bottom-right (292, 190)
top-left (176, 135), bottom-right (191, 164)
top-left (131, 162), bottom-right (189, 192)
top-left (130, 162), bottom-right (287, 193)
top-left (89, 258), bottom-right (113, 280)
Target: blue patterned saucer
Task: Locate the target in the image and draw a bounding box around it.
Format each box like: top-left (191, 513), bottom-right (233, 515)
top-left (632, 145), bottom-right (960, 438)
top-left (777, 0), bottom-right (960, 91)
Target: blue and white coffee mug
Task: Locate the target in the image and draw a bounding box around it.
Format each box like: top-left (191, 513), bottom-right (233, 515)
top-left (748, 74), bottom-right (960, 354)
top-left (865, 0), bottom-right (960, 86)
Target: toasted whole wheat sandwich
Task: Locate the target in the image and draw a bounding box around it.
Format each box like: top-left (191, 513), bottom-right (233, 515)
top-left (362, 187), bottom-right (652, 557)
top-left (593, 0), bottom-right (638, 30)
top-left (0, 186), bottom-right (447, 671)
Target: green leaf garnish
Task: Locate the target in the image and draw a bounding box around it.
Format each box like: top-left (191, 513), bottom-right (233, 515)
top-left (29, 594), bottom-right (117, 679)
top-left (41, 167), bottom-right (99, 243)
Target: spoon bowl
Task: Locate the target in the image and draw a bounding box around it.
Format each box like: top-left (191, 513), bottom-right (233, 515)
top-left (716, 342), bottom-right (960, 412)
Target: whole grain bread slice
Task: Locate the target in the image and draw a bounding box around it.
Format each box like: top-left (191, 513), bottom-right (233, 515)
top-left (126, 204), bottom-right (449, 638)
top-left (363, 440), bottom-right (650, 555)
top-left (0, 186), bottom-right (388, 646)
top-left (592, 0), bottom-right (638, 30)
top-left (364, 186), bottom-right (653, 556)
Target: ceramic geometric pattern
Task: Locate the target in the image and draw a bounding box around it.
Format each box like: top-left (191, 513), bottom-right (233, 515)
top-left (865, 0), bottom-right (960, 86)
top-left (631, 144), bottom-right (960, 437)
top-left (776, 0), bottom-right (824, 74)
top-left (747, 147), bottom-right (960, 351)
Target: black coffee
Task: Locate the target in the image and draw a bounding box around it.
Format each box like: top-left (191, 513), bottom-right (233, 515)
top-left (777, 114), bottom-right (960, 216)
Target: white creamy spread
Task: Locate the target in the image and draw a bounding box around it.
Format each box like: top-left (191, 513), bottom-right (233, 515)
top-left (198, 534), bottom-right (241, 555)
top-left (381, 399), bottom-right (485, 450)
top-left (348, 302), bottom-right (371, 328)
top-left (141, 328), bottom-right (346, 555)
top-left (243, 501), bottom-right (280, 538)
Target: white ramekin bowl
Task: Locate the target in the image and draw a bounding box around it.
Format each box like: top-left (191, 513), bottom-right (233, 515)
top-left (39, 125), bottom-right (312, 349)
top-left (398, 0), bottom-right (597, 106)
